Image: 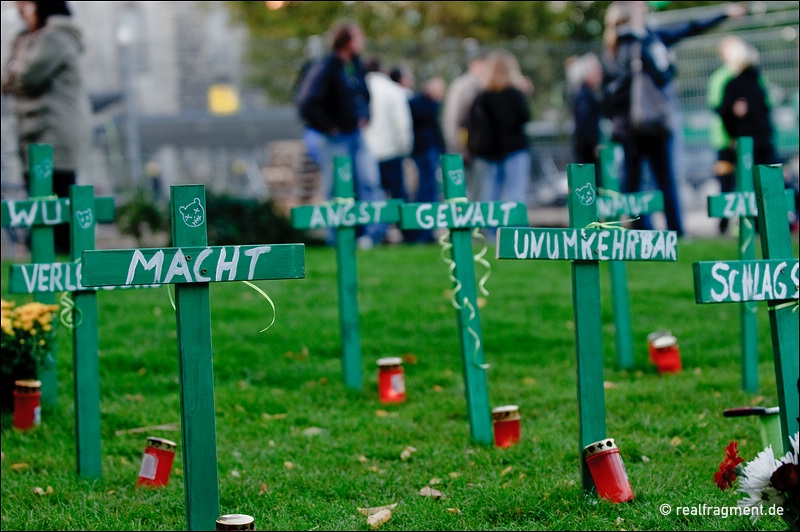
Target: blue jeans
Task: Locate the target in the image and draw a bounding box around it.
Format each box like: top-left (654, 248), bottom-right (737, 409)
top-left (320, 130), bottom-right (387, 245)
top-left (479, 149), bottom-right (531, 204)
top-left (410, 147), bottom-right (442, 243)
top-left (379, 156), bottom-right (407, 201)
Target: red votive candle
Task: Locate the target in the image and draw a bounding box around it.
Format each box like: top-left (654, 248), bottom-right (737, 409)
top-left (13, 379), bottom-right (42, 430)
top-left (377, 357), bottom-right (405, 403)
top-left (492, 405), bottom-right (521, 448)
top-left (584, 438), bottom-right (634, 503)
top-left (137, 437), bottom-right (177, 487)
top-left (651, 334), bottom-right (682, 374)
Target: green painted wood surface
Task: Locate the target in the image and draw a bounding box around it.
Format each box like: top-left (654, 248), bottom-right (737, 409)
top-left (735, 138), bottom-right (759, 394)
top-left (692, 259), bottom-right (798, 303)
top-left (7, 262), bottom-right (161, 294)
top-left (495, 228), bottom-right (678, 261)
top-left (566, 164), bottom-right (607, 493)
top-left (596, 191), bottom-right (663, 220)
top-left (332, 156), bottom-right (362, 390)
top-left (399, 200), bottom-right (527, 230)
top-left (27, 144), bottom-right (58, 409)
top-left (441, 154), bottom-right (492, 446)
top-left (599, 147), bottom-right (633, 370)
top-left (290, 199), bottom-right (401, 229)
top-left (1, 197), bottom-right (115, 228)
top-left (168, 186), bottom-right (221, 531)
top-left (69, 186), bottom-right (102, 479)
top-left (753, 164), bottom-right (799, 454)
top-left (80, 244), bottom-right (304, 287)
top-left (706, 189), bottom-right (795, 219)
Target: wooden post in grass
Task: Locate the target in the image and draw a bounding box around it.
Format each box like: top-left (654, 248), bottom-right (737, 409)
top-left (1, 145), bottom-right (114, 409)
top-left (399, 153), bottom-right (528, 445)
top-left (598, 146), bottom-right (664, 370)
top-left (7, 185), bottom-right (133, 479)
top-left (694, 164), bottom-right (799, 453)
top-left (290, 156), bottom-right (401, 390)
top-left (705, 137), bottom-right (796, 393)
top-left (496, 163), bottom-right (678, 491)
top-left (80, 184), bottom-right (305, 531)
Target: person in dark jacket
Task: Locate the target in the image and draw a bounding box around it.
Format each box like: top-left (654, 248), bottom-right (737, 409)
top-left (601, 1), bottom-right (746, 238)
top-left (472, 49), bottom-right (532, 205)
top-left (408, 76), bottom-right (447, 243)
top-left (2, 0), bottom-right (91, 255)
top-left (567, 53), bottom-right (603, 186)
top-left (296, 20), bottom-right (386, 248)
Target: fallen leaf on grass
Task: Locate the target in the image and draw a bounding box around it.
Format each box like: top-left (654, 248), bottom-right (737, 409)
top-left (357, 503), bottom-right (398, 517)
top-left (418, 486), bottom-right (444, 499)
top-left (302, 427), bottom-right (324, 437)
top-left (367, 508), bottom-right (392, 528)
top-left (400, 446), bottom-right (417, 461)
top-left (429, 478), bottom-right (442, 485)
top-left (33, 486), bottom-right (53, 496)
top-left (500, 466), bottom-right (513, 476)
top-left (136, 367), bottom-right (147, 376)
top-left (11, 463), bottom-right (29, 471)
top-left (358, 455), bottom-right (369, 463)
top-left (124, 394), bottom-right (144, 401)
top-left (447, 507), bottom-right (461, 515)
top-left (237, 380), bottom-right (249, 389)
top-left (259, 483), bottom-right (268, 495)
top-left (522, 377), bottom-right (537, 386)
top-left (751, 395), bottom-right (764, 406)
top-left (603, 381), bottom-right (617, 389)
top-left (432, 385), bottom-right (444, 393)
top-left (477, 297), bottom-right (487, 309)
top-left (670, 436), bottom-right (681, 447)
top-left (375, 410), bottom-right (398, 418)
top-left (402, 353), bottom-right (418, 365)
top-left (641, 455), bottom-right (650, 463)
top-left (107, 490), bottom-right (115, 495)
top-left (262, 413), bottom-right (287, 421)
top-left (231, 470), bottom-right (241, 478)
top-left (284, 461), bottom-right (294, 470)
top-left (268, 440), bottom-right (275, 447)
top-left (234, 405), bottom-right (246, 413)
top-left (448, 472), bottom-right (460, 479)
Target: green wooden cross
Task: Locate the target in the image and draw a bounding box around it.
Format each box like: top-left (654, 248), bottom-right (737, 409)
top-left (497, 163), bottom-right (678, 491)
top-left (80, 184), bottom-right (305, 531)
top-left (705, 137), bottom-right (796, 393)
top-left (694, 164), bottom-right (798, 454)
top-left (399, 153), bottom-right (528, 445)
top-left (290, 156), bottom-right (401, 390)
top-left (1, 144), bottom-right (113, 409)
top-left (7, 184), bottom-right (162, 479)
top-left (598, 145), bottom-right (665, 370)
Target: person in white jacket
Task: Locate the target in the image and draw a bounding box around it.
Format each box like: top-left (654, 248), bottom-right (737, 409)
top-left (363, 58), bottom-right (414, 204)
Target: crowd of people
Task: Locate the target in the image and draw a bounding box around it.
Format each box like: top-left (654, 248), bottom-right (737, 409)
top-left (294, 1), bottom-right (794, 249)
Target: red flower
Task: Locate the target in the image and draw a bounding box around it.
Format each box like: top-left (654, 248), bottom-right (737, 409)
top-left (714, 441), bottom-right (744, 491)
top-left (770, 462), bottom-right (800, 492)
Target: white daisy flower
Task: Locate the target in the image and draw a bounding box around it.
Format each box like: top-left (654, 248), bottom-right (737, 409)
top-left (778, 432), bottom-right (799, 466)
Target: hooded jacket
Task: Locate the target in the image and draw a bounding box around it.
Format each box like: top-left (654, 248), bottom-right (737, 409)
top-left (2, 15), bottom-right (91, 172)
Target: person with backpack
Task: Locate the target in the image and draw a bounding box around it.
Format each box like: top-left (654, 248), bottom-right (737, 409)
top-left (296, 20), bottom-right (386, 249)
top-left (468, 49), bottom-right (532, 206)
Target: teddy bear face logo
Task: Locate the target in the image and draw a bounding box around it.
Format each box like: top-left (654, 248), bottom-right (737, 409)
top-left (75, 208), bottom-right (93, 229)
top-left (574, 183), bottom-right (596, 206)
top-left (179, 198), bottom-right (205, 228)
top-left (448, 169), bottom-right (464, 186)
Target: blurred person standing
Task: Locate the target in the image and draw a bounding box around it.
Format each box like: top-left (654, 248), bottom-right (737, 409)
top-left (363, 58), bottom-right (413, 204)
top-left (297, 20), bottom-right (386, 248)
top-left (566, 53), bottom-right (604, 186)
top-left (601, 0), bottom-right (746, 238)
top-left (408, 76), bottom-right (447, 243)
top-left (442, 51), bottom-right (488, 201)
top-left (470, 49), bottom-right (532, 206)
top-left (707, 36), bottom-right (772, 234)
top-left (2, 0), bottom-right (91, 255)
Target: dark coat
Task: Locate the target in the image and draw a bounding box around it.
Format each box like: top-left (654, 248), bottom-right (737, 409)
top-left (475, 87), bottom-right (530, 162)
top-left (296, 52), bottom-right (370, 135)
top-left (409, 93), bottom-right (444, 155)
top-left (571, 83), bottom-right (601, 162)
top-left (716, 67), bottom-right (774, 149)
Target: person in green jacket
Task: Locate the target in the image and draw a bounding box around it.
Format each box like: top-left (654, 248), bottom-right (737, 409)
top-left (707, 36), bottom-right (770, 235)
top-left (2, 0), bottom-right (91, 254)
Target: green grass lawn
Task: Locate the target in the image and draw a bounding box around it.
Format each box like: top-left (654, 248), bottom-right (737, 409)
top-left (1, 235), bottom-right (796, 531)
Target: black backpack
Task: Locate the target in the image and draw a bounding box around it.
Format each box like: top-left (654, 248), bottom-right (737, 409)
top-left (466, 92), bottom-right (493, 157)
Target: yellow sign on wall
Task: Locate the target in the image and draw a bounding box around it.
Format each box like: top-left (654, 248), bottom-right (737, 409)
top-left (208, 84), bottom-right (240, 115)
